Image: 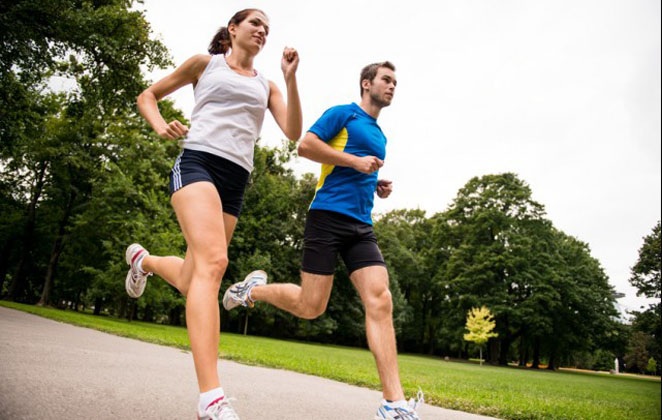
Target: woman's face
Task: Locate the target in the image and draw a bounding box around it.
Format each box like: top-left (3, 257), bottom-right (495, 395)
top-left (230, 10), bottom-right (270, 54)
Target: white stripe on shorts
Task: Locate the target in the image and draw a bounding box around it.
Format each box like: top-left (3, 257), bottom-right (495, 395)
top-left (172, 152), bottom-right (183, 192)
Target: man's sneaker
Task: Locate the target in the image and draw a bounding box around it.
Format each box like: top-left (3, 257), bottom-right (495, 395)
top-left (125, 243), bottom-right (152, 298)
top-left (375, 389), bottom-right (424, 420)
top-left (222, 270), bottom-right (267, 310)
top-left (198, 396), bottom-right (240, 420)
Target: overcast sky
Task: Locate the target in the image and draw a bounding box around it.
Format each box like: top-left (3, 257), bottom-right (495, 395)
top-left (138, 0), bottom-right (661, 316)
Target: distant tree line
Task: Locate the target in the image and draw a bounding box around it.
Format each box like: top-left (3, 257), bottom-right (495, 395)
top-left (1, 0), bottom-right (658, 374)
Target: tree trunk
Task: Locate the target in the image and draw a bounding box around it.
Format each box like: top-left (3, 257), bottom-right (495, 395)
top-left (497, 314), bottom-right (510, 365)
top-left (93, 297), bottom-right (103, 315)
top-left (498, 335), bottom-right (512, 365)
top-left (0, 237), bottom-right (14, 297)
top-left (422, 301), bottom-right (431, 354)
top-left (169, 306), bottom-right (183, 326)
top-left (128, 300), bottom-right (136, 321)
top-left (518, 335), bottom-right (529, 367)
top-left (547, 346), bottom-right (558, 370)
top-left (531, 337), bottom-right (541, 368)
top-left (74, 289), bottom-right (82, 311)
top-left (8, 161), bottom-right (48, 301)
top-left (489, 338), bottom-right (500, 364)
top-left (142, 304), bottom-right (154, 322)
top-left (499, 326), bottom-right (524, 365)
top-left (37, 188), bottom-right (76, 306)
top-left (426, 316), bottom-right (436, 355)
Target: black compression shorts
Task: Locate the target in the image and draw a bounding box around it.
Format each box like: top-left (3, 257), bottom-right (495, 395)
top-left (301, 209), bottom-right (386, 275)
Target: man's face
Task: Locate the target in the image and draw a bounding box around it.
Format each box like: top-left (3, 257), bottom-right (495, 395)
top-left (367, 67), bottom-right (397, 108)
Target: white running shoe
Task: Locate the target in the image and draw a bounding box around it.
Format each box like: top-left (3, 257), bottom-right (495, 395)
top-left (198, 396), bottom-right (240, 420)
top-left (124, 243), bottom-right (152, 298)
top-left (375, 389), bottom-right (424, 419)
top-left (222, 270), bottom-right (268, 310)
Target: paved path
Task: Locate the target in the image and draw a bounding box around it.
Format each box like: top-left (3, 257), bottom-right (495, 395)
top-left (0, 306), bottom-right (498, 419)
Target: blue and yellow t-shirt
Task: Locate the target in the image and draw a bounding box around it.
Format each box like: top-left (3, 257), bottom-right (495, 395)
top-left (308, 102), bottom-right (387, 225)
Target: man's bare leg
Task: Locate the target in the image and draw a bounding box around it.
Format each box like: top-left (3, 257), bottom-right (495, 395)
top-left (350, 266), bottom-right (405, 401)
top-left (249, 272), bottom-right (334, 319)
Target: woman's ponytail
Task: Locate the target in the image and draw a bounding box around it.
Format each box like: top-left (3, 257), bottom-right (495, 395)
top-left (208, 27), bottom-right (231, 55)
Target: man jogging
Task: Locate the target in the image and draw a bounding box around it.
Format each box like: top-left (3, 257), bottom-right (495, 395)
top-left (224, 61), bottom-right (422, 420)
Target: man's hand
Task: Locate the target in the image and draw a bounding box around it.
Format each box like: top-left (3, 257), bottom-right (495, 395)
top-left (352, 156), bottom-right (384, 174)
top-left (376, 179), bottom-right (393, 198)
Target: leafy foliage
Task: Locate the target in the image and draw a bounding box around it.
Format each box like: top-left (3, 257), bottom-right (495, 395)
top-left (464, 306), bottom-right (498, 346)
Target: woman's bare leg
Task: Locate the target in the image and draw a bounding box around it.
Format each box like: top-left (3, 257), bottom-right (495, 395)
top-left (141, 251), bottom-right (189, 295)
top-left (170, 181), bottom-right (238, 392)
top-left (139, 196), bottom-right (239, 297)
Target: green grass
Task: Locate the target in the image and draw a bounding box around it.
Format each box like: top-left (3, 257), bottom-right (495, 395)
top-left (2, 301), bottom-right (660, 419)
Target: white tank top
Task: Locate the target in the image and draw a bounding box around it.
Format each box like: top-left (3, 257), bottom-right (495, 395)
top-left (182, 54), bottom-right (270, 172)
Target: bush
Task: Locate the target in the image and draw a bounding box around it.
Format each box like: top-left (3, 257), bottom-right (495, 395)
top-left (646, 357), bottom-right (657, 375)
top-left (593, 349), bottom-right (616, 371)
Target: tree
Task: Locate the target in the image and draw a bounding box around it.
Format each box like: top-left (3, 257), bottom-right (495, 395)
top-left (70, 100), bottom-right (185, 320)
top-left (646, 357), bottom-right (657, 375)
top-left (425, 173), bottom-right (618, 367)
top-left (629, 221), bottom-right (661, 301)
top-left (1, 0), bottom-right (170, 149)
top-left (627, 221), bottom-right (661, 374)
top-left (624, 331), bottom-right (652, 374)
top-left (464, 306), bottom-right (498, 365)
top-left (539, 230), bottom-right (618, 370)
top-left (1, 0), bottom-right (170, 303)
top-left (441, 173), bottom-right (550, 364)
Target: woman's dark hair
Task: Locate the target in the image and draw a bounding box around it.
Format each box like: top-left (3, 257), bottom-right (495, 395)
top-left (208, 8), bottom-right (266, 55)
top-left (359, 61), bottom-right (396, 96)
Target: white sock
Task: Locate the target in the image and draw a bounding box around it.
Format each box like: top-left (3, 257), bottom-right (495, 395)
top-left (199, 387), bottom-right (225, 413)
top-left (384, 399), bottom-right (408, 408)
top-left (135, 253), bottom-right (147, 274)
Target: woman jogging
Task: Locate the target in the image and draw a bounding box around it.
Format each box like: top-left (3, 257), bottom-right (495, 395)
top-left (125, 8), bottom-right (301, 420)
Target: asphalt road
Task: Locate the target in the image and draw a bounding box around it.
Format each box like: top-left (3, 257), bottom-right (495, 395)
top-left (0, 306), bottom-right (498, 419)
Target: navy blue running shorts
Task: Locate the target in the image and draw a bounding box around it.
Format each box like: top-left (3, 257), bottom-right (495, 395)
top-left (169, 148), bottom-right (250, 218)
top-left (301, 209), bottom-right (386, 276)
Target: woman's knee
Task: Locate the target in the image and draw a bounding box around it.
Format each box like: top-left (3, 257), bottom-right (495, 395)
top-left (190, 252), bottom-right (229, 284)
top-left (207, 254), bottom-right (229, 281)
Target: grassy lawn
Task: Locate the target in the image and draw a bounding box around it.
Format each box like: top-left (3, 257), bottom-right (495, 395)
top-left (2, 301), bottom-right (660, 419)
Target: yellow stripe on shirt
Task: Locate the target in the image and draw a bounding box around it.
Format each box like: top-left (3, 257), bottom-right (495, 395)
top-left (314, 128), bottom-right (349, 193)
